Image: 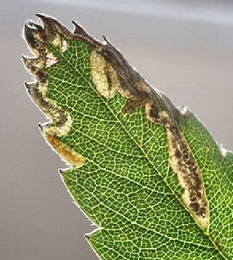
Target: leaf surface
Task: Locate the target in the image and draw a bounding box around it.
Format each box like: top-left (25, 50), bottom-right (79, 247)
top-left (23, 14), bottom-right (233, 260)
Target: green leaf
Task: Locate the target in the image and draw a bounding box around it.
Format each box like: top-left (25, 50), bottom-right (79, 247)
top-left (23, 14), bottom-right (233, 260)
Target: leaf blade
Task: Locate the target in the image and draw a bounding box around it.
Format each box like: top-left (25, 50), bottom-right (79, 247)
top-left (23, 14), bottom-right (232, 260)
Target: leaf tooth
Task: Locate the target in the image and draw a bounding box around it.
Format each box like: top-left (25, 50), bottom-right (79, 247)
top-left (84, 234), bottom-right (91, 241)
top-left (24, 81), bottom-right (39, 98)
top-left (24, 81), bottom-right (47, 108)
top-left (38, 122), bottom-right (43, 132)
top-left (23, 58), bottom-right (47, 83)
top-left (72, 21), bottom-right (95, 42)
top-left (24, 80), bottom-right (36, 91)
top-left (24, 23), bottom-right (37, 51)
top-left (27, 21), bottom-right (46, 41)
top-left (36, 14), bottom-right (58, 42)
top-left (22, 55), bottom-right (45, 75)
top-left (71, 20), bottom-right (102, 48)
top-left (36, 13), bottom-right (70, 45)
top-left (24, 22), bottom-right (46, 56)
top-left (58, 169), bottom-right (64, 175)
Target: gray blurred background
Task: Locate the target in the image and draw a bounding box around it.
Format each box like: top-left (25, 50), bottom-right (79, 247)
top-left (1, 0), bottom-right (233, 259)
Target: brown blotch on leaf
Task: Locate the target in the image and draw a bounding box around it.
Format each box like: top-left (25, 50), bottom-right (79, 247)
top-left (190, 202), bottom-right (200, 213)
top-left (122, 98), bottom-right (146, 115)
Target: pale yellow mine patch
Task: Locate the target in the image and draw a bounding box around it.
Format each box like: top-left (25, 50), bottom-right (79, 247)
top-left (145, 102), bottom-right (154, 121)
top-left (117, 86), bottom-right (132, 100)
top-left (51, 33), bottom-right (62, 47)
top-left (135, 81), bottom-right (151, 93)
top-left (44, 132), bottom-right (86, 167)
top-left (61, 40), bottom-right (68, 52)
top-left (90, 50), bottom-right (118, 98)
top-left (46, 53), bottom-right (58, 68)
top-left (39, 81), bottom-right (47, 96)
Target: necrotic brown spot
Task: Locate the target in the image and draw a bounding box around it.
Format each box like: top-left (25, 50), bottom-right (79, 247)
top-left (167, 124), bottom-right (209, 229)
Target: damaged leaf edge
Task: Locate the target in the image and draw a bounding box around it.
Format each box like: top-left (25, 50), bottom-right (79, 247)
top-left (22, 13), bottom-right (230, 259)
